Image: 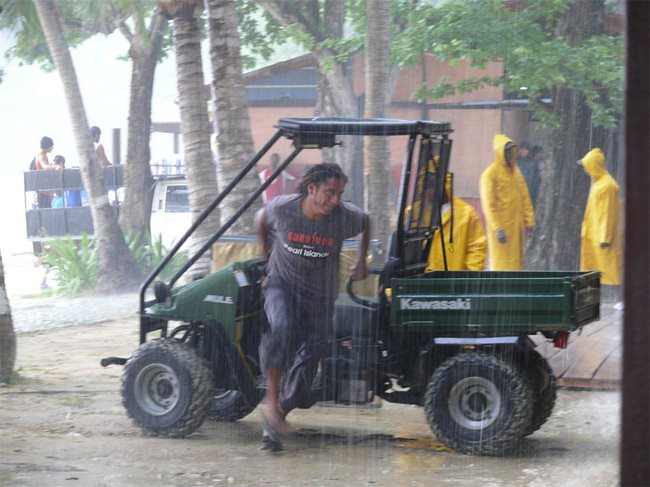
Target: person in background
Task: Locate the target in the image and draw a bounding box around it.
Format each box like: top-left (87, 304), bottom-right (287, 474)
top-left (255, 163), bottom-right (370, 452)
top-left (426, 173), bottom-right (487, 271)
top-left (34, 136), bottom-right (58, 170)
top-left (259, 153), bottom-right (296, 203)
top-left (53, 154), bottom-right (65, 167)
top-left (90, 126), bottom-right (112, 166)
top-left (34, 136), bottom-right (61, 208)
top-left (577, 148), bottom-right (622, 307)
top-left (479, 134), bottom-right (535, 270)
top-left (518, 141), bottom-right (542, 209)
top-left (51, 155), bottom-right (66, 208)
top-left (518, 141), bottom-right (531, 161)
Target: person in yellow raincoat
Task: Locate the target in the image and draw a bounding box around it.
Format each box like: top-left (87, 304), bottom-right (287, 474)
top-left (479, 134), bottom-right (535, 270)
top-left (426, 173), bottom-right (487, 271)
top-left (578, 148), bottom-right (621, 289)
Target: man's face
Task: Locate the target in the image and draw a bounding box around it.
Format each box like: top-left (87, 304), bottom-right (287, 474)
top-left (504, 143), bottom-right (518, 168)
top-left (307, 177), bottom-right (345, 218)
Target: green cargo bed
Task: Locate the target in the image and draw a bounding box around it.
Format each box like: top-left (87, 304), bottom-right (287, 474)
top-left (390, 270), bottom-right (600, 335)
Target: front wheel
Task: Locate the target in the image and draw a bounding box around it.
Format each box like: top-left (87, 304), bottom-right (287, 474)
top-left (424, 352), bottom-right (532, 456)
top-left (122, 338), bottom-right (213, 437)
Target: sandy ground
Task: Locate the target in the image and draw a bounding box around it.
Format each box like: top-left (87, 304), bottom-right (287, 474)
top-left (1, 317), bottom-right (621, 487)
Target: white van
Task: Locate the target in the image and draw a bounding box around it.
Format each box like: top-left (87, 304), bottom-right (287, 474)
top-left (150, 176), bottom-right (192, 248)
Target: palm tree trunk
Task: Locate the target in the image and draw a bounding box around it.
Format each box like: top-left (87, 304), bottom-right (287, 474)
top-left (364, 0), bottom-right (392, 249)
top-left (206, 0), bottom-right (259, 234)
top-left (0, 251), bottom-right (16, 379)
top-left (163, 0), bottom-right (220, 277)
top-left (34, 0), bottom-right (135, 290)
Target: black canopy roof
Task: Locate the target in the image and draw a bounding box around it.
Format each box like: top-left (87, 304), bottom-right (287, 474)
top-left (276, 117), bottom-right (453, 138)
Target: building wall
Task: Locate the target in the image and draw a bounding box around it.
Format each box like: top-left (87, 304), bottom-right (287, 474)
top-left (348, 53), bottom-right (509, 199)
top-left (245, 54), bottom-right (532, 204)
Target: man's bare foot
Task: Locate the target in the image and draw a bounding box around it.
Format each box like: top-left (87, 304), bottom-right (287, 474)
top-left (262, 406), bottom-right (292, 440)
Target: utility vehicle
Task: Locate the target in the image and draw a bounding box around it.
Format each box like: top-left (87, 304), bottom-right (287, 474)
top-left (102, 118), bottom-right (600, 456)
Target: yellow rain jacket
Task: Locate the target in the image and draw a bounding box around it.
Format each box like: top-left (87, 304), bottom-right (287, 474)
top-left (426, 175), bottom-right (487, 271)
top-left (579, 148), bottom-right (621, 285)
top-left (479, 134), bottom-right (535, 270)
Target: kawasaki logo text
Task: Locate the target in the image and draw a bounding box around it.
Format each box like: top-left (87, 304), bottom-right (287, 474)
top-left (400, 298), bottom-right (471, 310)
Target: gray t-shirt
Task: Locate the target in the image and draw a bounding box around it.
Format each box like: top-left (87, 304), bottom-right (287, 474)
top-left (263, 194), bottom-right (366, 301)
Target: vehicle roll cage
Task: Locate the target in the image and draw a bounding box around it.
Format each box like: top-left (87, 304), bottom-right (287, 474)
top-left (140, 117), bottom-right (453, 317)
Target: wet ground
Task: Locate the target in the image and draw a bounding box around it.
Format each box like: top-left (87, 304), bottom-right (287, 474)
top-left (1, 318), bottom-right (620, 487)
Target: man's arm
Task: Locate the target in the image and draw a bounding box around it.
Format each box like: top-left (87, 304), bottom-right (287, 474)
top-left (350, 214), bottom-right (371, 281)
top-left (255, 208), bottom-right (271, 260)
top-left (96, 144), bottom-right (112, 166)
top-left (36, 154), bottom-right (59, 171)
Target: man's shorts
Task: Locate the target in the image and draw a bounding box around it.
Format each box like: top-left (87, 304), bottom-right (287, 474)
top-left (259, 286), bottom-right (334, 372)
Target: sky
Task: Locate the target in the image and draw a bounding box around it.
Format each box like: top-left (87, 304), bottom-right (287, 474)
top-left (0, 30), bottom-right (188, 254)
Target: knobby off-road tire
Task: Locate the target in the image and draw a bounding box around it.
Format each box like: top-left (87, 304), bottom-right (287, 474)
top-left (424, 352), bottom-right (533, 456)
top-left (198, 323), bottom-right (263, 423)
top-left (524, 350), bottom-right (557, 436)
top-left (122, 338), bottom-right (214, 438)
top-left (209, 387), bottom-right (262, 422)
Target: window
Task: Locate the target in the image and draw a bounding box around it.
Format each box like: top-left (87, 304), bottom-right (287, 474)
top-left (165, 185), bottom-right (189, 213)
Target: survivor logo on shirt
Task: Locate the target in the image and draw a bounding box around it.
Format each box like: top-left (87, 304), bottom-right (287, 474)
top-left (284, 230), bottom-right (334, 259)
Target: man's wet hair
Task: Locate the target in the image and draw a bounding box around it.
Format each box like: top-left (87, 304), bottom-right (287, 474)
top-left (298, 163), bottom-right (348, 195)
top-left (89, 126), bottom-right (101, 137)
top-left (40, 136), bottom-right (53, 150)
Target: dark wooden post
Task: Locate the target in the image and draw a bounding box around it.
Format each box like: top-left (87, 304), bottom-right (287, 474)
top-left (620, 1), bottom-right (650, 485)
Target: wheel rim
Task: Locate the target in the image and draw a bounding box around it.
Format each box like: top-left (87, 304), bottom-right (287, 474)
top-left (134, 363), bottom-right (181, 416)
top-left (448, 376), bottom-right (501, 430)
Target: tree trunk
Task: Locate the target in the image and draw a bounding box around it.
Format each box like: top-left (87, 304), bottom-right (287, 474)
top-left (163, 0), bottom-right (220, 277)
top-left (119, 13), bottom-right (168, 244)
top-left (0, 251), bottom-right (16, 379)
top-left (528, 0), bottom-right (609, 271)
top-left (206, 0), bottom-right (259, 234)
top-left (364, 0), bottom-right (392, 249)
top-left (34, 0), bottom-right (135, 291)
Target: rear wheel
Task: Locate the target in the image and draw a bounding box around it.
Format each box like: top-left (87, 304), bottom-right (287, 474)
top-left (122, 338), bottom-right (213, 437)
top-left (209, 387), bottom-right (262, 422)
top-left (196, 322), bottom-right (263, 422)
top-left (424, 352), bottom-right (532, 456)
top-left (524, 350), bottom-right (557, 436)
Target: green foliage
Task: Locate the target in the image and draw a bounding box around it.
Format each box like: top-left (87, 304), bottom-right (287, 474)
top-left (42, 232), bottom-right (187, 295)
top-left (43, 234), bottom-right (98, 295)
top-left (400, 0), bottom-right (623, 129)
top-left (125, 232), bottom-right (188, 282)
top-left (0, 0), bottom-right (164, 69)
top-left (242, 0), bottom-right (365, 71)
top-left (0, 0), bottom-right (52, 69)
top-left (237, 1), bottom-right (279, 69)
top-left (0, 367), bottom-right (20, 385)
